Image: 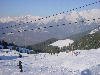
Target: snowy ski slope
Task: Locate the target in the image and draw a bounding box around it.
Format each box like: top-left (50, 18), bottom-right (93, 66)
top-left (0, 48), bottom-right (100, 75)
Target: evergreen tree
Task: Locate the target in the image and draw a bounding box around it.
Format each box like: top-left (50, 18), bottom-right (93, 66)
top-left (2, 40), bottom-right (8, 49)
top-left (67, 33), bottom-right (100, 50)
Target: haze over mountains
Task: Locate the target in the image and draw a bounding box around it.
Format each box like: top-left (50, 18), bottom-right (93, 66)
top-left (0, 9), bottom-right (100, 46)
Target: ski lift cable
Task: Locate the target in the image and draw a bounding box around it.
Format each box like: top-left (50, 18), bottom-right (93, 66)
top-left (1, 17), bottom-right (100, 35)
top-left (0, 0), bottom-right (99, 30)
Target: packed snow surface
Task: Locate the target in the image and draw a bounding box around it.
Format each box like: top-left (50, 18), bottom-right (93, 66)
top-left (50, 39), bottom-right (74, 48)
top-left (0, 48), bottom-right (100, 75)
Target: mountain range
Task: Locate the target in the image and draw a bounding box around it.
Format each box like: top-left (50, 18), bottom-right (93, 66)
top-left (0, 9), bottom-right (100, 46)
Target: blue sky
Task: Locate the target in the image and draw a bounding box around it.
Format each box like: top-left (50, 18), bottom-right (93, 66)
top-left (0, 0), bottom-right (100, 17)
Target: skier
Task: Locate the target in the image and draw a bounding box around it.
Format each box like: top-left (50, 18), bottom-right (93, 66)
top-left (19, 53), bottom-right (22, 58)
top-left (18, 61), bottom-right (23, 72)
top-left (19, 64), bottom-right (23, 72)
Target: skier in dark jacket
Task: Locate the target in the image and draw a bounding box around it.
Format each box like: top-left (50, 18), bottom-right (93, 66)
top-left (19, 53), bottom-right (22, 58)
top-left (18, 61), bottom-right (23, 72)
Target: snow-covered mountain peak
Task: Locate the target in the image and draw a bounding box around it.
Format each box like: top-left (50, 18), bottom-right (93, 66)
top-left (0, 15), bottom-right (41, 23)
top-left (0, 9), bottom-right (100, 24)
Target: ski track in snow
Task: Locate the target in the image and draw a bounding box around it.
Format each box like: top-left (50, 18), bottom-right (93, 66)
top-left (0, 48), bottom-right (100, 75)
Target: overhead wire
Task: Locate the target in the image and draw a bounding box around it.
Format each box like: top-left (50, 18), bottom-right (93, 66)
top-left (0, 0), bottom-right (100, 30)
